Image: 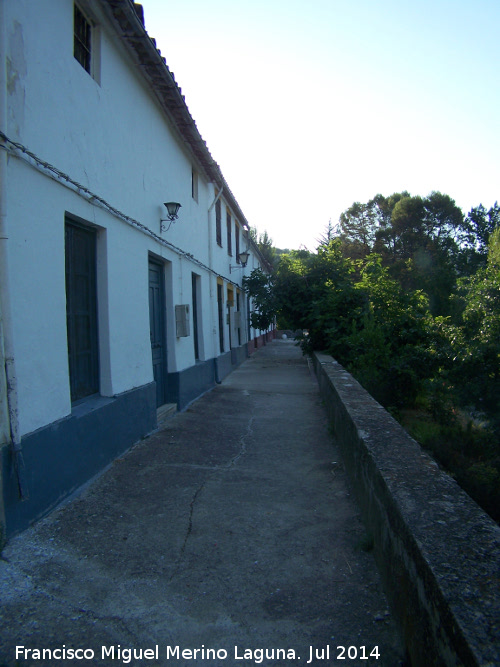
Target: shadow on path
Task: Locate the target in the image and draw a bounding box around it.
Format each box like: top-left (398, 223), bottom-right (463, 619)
top-left (0, 341), bottom-right (405, 666)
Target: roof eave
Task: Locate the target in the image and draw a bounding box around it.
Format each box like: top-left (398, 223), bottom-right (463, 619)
top-left (99, 0), bottom-right (251, 230)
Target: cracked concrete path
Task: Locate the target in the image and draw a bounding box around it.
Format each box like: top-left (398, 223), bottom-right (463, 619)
top-left (0, 341), bottom-right (405, 666)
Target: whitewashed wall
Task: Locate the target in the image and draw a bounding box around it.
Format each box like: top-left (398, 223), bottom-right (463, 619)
top-left (3, 0), bottom-right (262, 438)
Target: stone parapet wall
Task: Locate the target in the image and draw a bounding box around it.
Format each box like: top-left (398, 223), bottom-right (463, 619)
top-left (312, 352), bottom-right (500, 667)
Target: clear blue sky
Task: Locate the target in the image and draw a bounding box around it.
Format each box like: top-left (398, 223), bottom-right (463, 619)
top-left (140, 0), bottom-right (500, 250)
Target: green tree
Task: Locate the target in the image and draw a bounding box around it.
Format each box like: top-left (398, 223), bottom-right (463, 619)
top-left (362, 192), bottom-right (463, 314)
top-left (257, 230), bottom-right (277, 269)
top-left (338, 193), bottom-right (409, 260)
top-left (449, 229), bottom-right (500, 418)
top-left (488, 226), bottom-right (500, 266)
top-left (316, 219), bottom-right (336, 248)
top-left (458, 202), bottom-right (500, 275)
top-left (242, 268), bottom-right (276, 331)
top-left (338, 200), bottom-right (379, 258)
top-left (345, 255), bottom-right (436, 406)
top-left (267, 209), bottom-right (500, 520)
top-left (274, 241), bottom-right (359, 348)
top-left (273, 242), bottom-right (437, 407)
top-left (423, 191), bottom-right (466, 246)
top-left (248, 227), bottom-right (277, 269)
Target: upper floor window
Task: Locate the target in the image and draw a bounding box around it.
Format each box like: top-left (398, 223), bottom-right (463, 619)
top-left (74, 4), bottom-right (91, 73)
top-left (227, 210), bottom-right (232, 256)
top-left (215, 198), bottom-right (222, 247)
top-left (74, 3), bottom-right (101, 82)
top-left (235, 222), bottom-right (240, 262)
top-left (192, 168), bottom-right (199, 202)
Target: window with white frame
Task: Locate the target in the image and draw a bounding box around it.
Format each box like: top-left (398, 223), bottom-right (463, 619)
top-left (74, 3), bottom-right (100, 82)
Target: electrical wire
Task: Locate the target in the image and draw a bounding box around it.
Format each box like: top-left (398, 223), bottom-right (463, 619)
top-left (0, 130), bottom-right (245, 287)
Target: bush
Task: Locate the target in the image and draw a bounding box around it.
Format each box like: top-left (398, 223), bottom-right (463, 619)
top-left (272, 234), bottom-right (500, 522)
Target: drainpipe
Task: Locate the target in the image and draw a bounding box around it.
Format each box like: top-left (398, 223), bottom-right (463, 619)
top-left (207, 185), bottom-right (223, 214)
top-left (0, 0), bottom-right (28, 501)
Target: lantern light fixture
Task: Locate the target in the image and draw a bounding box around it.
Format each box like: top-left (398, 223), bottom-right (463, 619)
top-left (161, 202), bottom-right (182, 232)
top-left (230, 250), bottom-right (250, 273)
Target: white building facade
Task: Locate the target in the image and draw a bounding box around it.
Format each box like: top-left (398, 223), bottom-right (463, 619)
top-left (0, 0), bottom-right (273, 541)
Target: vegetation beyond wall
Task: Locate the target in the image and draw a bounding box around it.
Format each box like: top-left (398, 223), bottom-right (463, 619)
top-left (246, 192), bottom-right (500, 522)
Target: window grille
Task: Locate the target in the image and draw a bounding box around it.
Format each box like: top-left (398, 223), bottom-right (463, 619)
top-left (74, 4), bottom-right (91, 74)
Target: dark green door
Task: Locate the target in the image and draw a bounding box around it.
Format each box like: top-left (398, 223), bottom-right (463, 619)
top-left (149, 259), bottom-right (166, 407)
top-left (192, 273), bottom-right (200, 360)
top-left (65, 219), bottom-right (99, 402)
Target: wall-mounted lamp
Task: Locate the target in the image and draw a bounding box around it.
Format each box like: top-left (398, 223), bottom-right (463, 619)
top-left (161, 202), bottom-right (182, 232)
top-left (229, 250), bottom-right (250, 273)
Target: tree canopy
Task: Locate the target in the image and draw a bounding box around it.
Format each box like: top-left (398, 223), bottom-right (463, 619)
top-left (245, 192), bottom-right (499, 413)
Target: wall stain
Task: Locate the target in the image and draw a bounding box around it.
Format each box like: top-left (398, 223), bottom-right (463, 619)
top-left (7, 21), bottom-right (27, 136)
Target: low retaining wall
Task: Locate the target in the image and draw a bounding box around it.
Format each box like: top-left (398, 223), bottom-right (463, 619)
top-left (312, 352), bottom-right (500, 667)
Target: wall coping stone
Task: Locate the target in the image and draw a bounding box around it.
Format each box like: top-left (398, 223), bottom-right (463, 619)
top-left (312, 352), bottom-right (500, 667)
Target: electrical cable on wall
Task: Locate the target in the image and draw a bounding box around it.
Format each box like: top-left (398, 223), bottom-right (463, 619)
top-left (0, 131), bottom-right (244, 288)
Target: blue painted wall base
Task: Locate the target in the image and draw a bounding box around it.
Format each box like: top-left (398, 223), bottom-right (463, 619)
top-left (2, 344), bottom-right (250, 540)
top-left (167, 344), bottom-right (248, 410)
top-left (2, 382), bottom-right (156, 538)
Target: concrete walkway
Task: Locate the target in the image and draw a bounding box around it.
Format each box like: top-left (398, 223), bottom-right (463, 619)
top-left (0, 341), bottom-right (404, 666)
